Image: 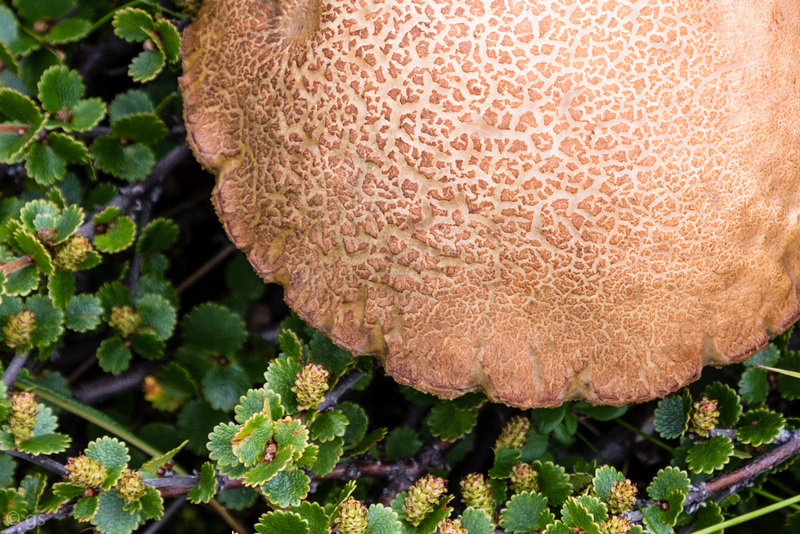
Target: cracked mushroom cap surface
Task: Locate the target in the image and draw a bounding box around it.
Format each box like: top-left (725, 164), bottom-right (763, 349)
top-left (181, 0), bottom-right (800, 407)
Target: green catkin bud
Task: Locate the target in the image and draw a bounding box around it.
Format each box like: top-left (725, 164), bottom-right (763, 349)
top-left (437, 518), bottom-right (468, 534)
top-left (689, 397), bottom-right (719, 437)
top-left (606, 479), bottom-right (637, 514)
top-left (403, 474), bottom-right (447, 526)
top-left (509, 463), bottom-right (538, 494)
top-left (292, 363), bottom-right (329, 410)
top-left (53, 235), bottom-right (93, 271)
top-left (116, 469), bottom-right (147, 503)
top-left (3, 310), bottom-right (36, 350)
top-left (335, 497), bottom-right (368, 534)
top-left (460, 473), bottom-right (495, 518)
top-left (109, 305), bottom-right (141, 337)
top-left (601, 515), bottom-right (631, 534)
top-left (495, 415), bottom-right (531, 450)
top-left (67, 455), bottom-right (107, 489)
top-left (9, 392), bottom-right (38, 444)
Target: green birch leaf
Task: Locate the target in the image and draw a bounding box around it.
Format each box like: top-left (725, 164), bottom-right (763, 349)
top-left (686, 435), bottom-right (734, 474)
top-left (235, 388), bottom-right (284, 424)
top-left (531, 461), bottom-right (572, 507)
top-left (73, 495), bottom-right (99, 522)
top-left (0, 89), bottom-right (44, 163)
top-left (243, 446), bottom-right (292, 487)
top-left (366, 503), bottom-right (402, 534)
top-left (13, 229), bottom-right (52, 275)
top-left (208, 422), bottom-right (241, 467)
top-left (309, 330), bottom-right (352, 379)
top-left (49, 132), bottom-right (89, 164)
top-left (154, 19), bottom-right (181, 63)
top-left (137, 218), bottom-right (179, 254)
top-left (385, 427), bottom-right (422, 461)
top-left (261, 469), bottom-right (310, 508)
top-left (232, 412), bottom-right (274, 467)
top-left (648, 467), bottom-right (690, 500)
top-left (28, 294), bottom-right (63, 347)
top-left (776, 353), bottom-right (800, 400)
top-left (653, 390), bottom-right (692, 439)
top-left (109, 90), bottom-right (154, 120)
top-left (460, 507), bottom-right (495, 534)
top-left (65, 294), bottom-right (102, 332)
top-left (0, 41), bottom-right (18, 76)
top-left (69, 98), bottom-right (106, 132)
top-left (112, 8), bottom-right (154, 42)
top-left (17, 432), bottom-right (70, 455)
top-left (136, 293), bottom-right (176, 340)
top-left (91, 491), bottom-right (141, 534)
top-left (543, 522), bottom-right (573, 534)
top-left (739, 366), bottom-right (769, 405)
top-left (592, 466), bottom-right (625, 500)
top-left (702, 382), bottom-right (742, 428)
top-left (138, 485), bottom-right (163, 520)
top-left (97, 336), bottom-right (132, 375)
top-left (297, 501), bottom-right (328, 534)
top-left (265, 357), bottom-right (303, 414)
top-left (500, 491), bottom-right (549, 533)
top-left (46, 17), bottom-right (92, 44)
top-left (310, 410), bottom-right (348, 443)
top-left (139, 440), bottom-right (187, 473)
top-left (489, 445), bottom-right (522, 479)
top-left (94, 216), bottom-right (135, 254)
top-left (559, 498), bottom-right (601, 534)
top-left (24, 141), bottom-right (66, 185)
top-left (187, 462), bottom-right (217, 504)
top-left (339, 401), bottom-right (368, 449)
top-left (203, 364), bottom-right (250, 412)
top-left (54, 205), bottom-right (84, 243)
top-left (278, 329), bottom-right (303, 361)
top-left (130, 332), bottom-right (164, 359)
top-left (111, 113), bottom-right (167, 144)
top-left (86, 437), bottom-right (130, 470)
top-left (427, 401), bottom-right (478, 442)
top-left (37, 65), bottom-right (83, 115)
top-left (311, 436), bottom-right (343, 477)
top-left (4, 265), bottom-right (40, 296)
top-left (255, 510), bottom-right (309, 534)
top-left (736, 409), bottom-right (785, 446)
top-left (13, 0), bottom-right (74, 22)
top-left (129, 49), bottom-right (165, 83)
top-left (182, 303), bottom-right (247, 355)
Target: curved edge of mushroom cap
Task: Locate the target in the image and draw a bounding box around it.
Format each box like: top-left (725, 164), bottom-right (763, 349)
top-left (181, 0), bottom-right (800, 408)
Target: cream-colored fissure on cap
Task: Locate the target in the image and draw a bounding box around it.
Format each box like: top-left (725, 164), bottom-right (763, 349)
top-left (181, 0), bottom-right (800, 407)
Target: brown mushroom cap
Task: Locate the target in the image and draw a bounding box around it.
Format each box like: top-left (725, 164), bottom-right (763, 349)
top-left (181, 0), bottom-right (800, 407)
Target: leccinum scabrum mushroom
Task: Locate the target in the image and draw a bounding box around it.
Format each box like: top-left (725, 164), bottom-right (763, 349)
top-left (180, 0), bottom-right (800, 407)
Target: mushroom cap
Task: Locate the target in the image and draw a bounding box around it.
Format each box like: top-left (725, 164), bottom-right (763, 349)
top-left (181, 0), bottom-right (800, 407)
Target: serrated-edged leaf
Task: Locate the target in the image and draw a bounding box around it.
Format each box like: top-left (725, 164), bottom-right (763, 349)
top-left (188, 462), bottom-right (217, 504)
top-left (642, 504), bottom-right (673, 534)
top-left (488, 445), bottom-right (522, 479)
top-left (17, 432), bottom-right (70, 455)
top-left (0, 89), bottom-right (45, 163)
top-left (235, 388), bottom-right (284, 424)
top-left (243, 446), bottom-right (293, 487)
top-left (4, 264), bottom-right (39, 296)
top-left (559, 500), bottom-right (600, 534)
top-left (32, 404), bottom-right (58, 436)
top-left (654, 390), bottom-right (692, 439)
top-left (693, 501), bottom-right (724, 532)
top-left (109, 90), bottom-right (154, 121)
top-left (736, 409), bottom-right (785, 446)
top-left (91, 491), bottom-right (141, 534)
top-left (20, 199), bottom-right (58, 232)
top-left (339, 401), bottom-right (368, 450)
top-left (52, 481), bottom-right (84, 500)
top-left (98, 336), bottom-right (132, 375)
top-left (182, 302), bottom-right (247, 355)
top-left (73, 495), bottom-right (99, 522)
top-left (526, 461), bottom-right (570, 507)
top-left (130, 331), bottom-right (164, 359)
top-left (28, 294), bottom-right (63, 347)
top-left (111, 113), bottom-right (167, 144)
top-left (278, 329), bottom-right (303, 360)
top-left (46, 17), bottom-right (91, 44)
top-left (129, 49), bottom-right (165, 83)
top-left (65, 294), bottom-right (102, 332)
top-left (592, 465), bottom-right (625, 500)
top-left (530, 405), bottom-right (567, 434)
top-left (427, 401), bottom-right (478, 442)
top-left (24, 141), bottom-right (67, 185)
top-left (208, 422), bottom-right (241, 467)
top-left (310, 410), bottom-right (348, 443)
top-left (140, 440), bottom-right (187, 473)
top-left (385, 426), bottom-right (422, 461)
top-left (86, 437), bottom-right (130, 471)
top-left (136, 293), bottom-right (175, 340)
top-left (90, 136), bottom-right (155, 182)
top-left (13, 0), bottom-right (74, 22)
top-left (262, 468), bottom-right (310, 508)
top-left (648, 467), bottom-right (690, 500)
top-left (0, 6), bottom-right (36, 56)
top-left (687, 435), bottom-right (734, 474)
top-left (543, 522), bottom-right (573, 534)
top-left (366, 503), bottom-right (402, 534)
top-left (154, 19), bottom-right (181, 63)
top-left (500, 491), bottom-right (549, 534)
top-left (309, 330), bottom-right (352, 379)
top-left (13, 229), bottom-right (52, 275)
top-left (138, 485), bottom-right (163, 520)
top-left (37, 65), bottom-right (83, 114)
top-left (0, 41), bottom-right (19, 76)
top-left (112, 8), bottom-right (154, 42)
top-left (274, 417), bottom-right (310, 460)
top-left (460, 507), bottom-right (495, 534)
top-left (203, 364), bottom-right (250, 411)
top-left (137, 218), bottom-right (178, 254)
top-left (232, 412), bottom-right (274, 467)
top-left (94, 216), bottom-right (136, 254)
top-left (312, 435), bottom-right (343, 477)
top-left (297, 501), bottom-right (328, 534)
top-left (265, 357), bottom-right (303, 413)
top-left (255, 510), bottom-right (309, 534)
top-left (745, 344), bottom-right (780, 367)
top-left (69, 98), bottom-right (106, 132)
top-left (98, 281), bottom-right (134, 312)
top-left (49, 133), bottom-right (89, 165)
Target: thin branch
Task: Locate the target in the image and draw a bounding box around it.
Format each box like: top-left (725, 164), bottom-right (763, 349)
top-left (317, 370), bottom-right (364, 412)
top-left (175, 243), bottom-right (236, 294)
top-left (2, 352), bottom-right (29, 389)
top-left (1, 449), bottom-right (68, 477)
top-left (0, 504), bottom-right (73, 534)
top-left (0, 257), bottom-right (32, 276)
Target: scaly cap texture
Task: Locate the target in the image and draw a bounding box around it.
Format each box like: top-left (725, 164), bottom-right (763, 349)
top-left (181, 0), bottom-right (800, 407)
